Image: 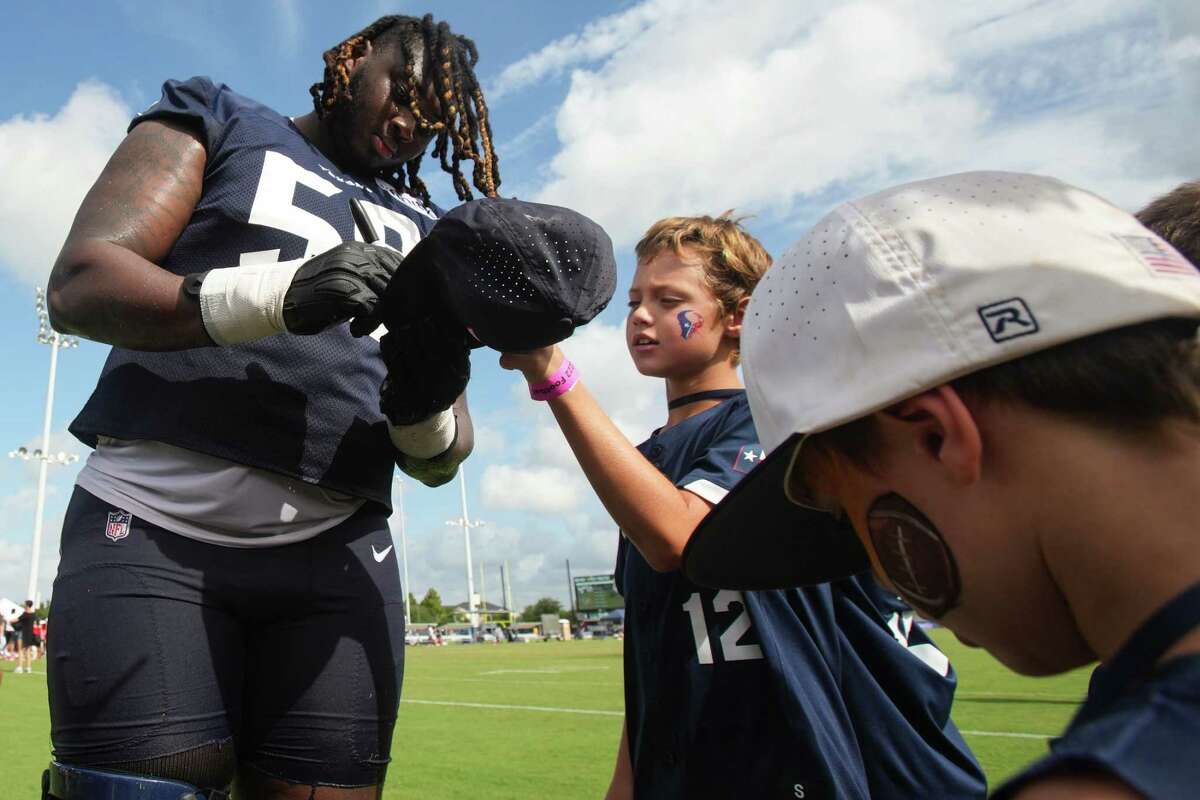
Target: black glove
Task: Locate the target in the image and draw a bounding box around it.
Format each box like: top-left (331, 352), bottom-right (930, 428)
top-left (282, 241), bottom-right (404, 336)
top-left (379, 314), bottom-right (472, 426)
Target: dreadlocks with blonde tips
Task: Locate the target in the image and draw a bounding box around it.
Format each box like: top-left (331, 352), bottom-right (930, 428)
top-left (310, 14), bottom-right (501, 205)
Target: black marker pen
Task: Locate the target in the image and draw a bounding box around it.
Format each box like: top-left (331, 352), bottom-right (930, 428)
top-left (349, 197), bottom-right (379, 244)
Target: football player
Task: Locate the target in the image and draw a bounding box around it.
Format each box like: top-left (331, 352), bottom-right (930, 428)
top-left (43, 13), bottom-right (497, 799)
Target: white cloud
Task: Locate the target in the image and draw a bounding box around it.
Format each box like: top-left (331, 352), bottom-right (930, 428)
top-left (504, 0), bottom-right (1200, 246)
top-left (7, 429), bottom-right (86, 487)
top-left (0, 508), bottom-right (64, 605)
top-left (467, 422), bottom-right (508, 456)
top-left (464, 321), bottom-right (661, 603)
top-left (1, 427), bottom-right (85, 602)
top-left (481, 320), bottom-right (662, 517)
top-left (395, 512), bottom-right (620, 610)
top-left (496, 112), bottom-right (556, 162)
top-left (481, 464), bottom-right (583, 513)
top-left (0, 82), bottom-right (131, 285)
top-left (447, 321), bottom-right (661, 603)
top-left (559, 320), bottom-right (661, 443)
top-left (488, 0), bottom-right (686, 100)
top-left (0, 489), bottom-right (40, 545)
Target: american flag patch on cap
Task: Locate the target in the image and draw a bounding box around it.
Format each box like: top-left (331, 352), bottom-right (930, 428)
top-left (1116, 235), bottom-right (1197, 277)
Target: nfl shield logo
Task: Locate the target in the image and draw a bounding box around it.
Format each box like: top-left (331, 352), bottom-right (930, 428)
top-left (105, 510), bottom-right (132, 541)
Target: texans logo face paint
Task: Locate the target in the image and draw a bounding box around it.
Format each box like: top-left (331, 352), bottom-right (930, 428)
top-left (866, 494), bottom-right (961, 619)
top-left (677, 310), bottom-right (704, 340)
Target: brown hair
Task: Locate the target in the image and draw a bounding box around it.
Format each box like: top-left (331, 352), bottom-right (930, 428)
top-left (811, 318), bottom-right (1200, 467)
top-left (310, 14), bottom-right (500, 205)
top-left (1137, 182), bottom-right (1200, 268)
top-left (635, 213), bottom-right (772, 362)
top-left (633, 212), bottom-right (772, 362)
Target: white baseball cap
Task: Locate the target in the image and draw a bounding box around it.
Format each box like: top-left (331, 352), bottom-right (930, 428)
top-left (682, 171), bottom-right (1200, 589)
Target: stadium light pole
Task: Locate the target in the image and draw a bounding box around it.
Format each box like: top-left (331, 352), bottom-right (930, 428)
top-left (10, 288), bottom-right (79, 603)
top-left (445, 465), bottom-right (484, 631)
top-left (393, 477), bottom-right (412, 623)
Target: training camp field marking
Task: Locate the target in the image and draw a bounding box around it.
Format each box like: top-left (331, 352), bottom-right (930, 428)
top-left (959, 730), bottom-right (1051, 740)
top-left (402, 699), bottom-right (622, 717)
top-left (478, 666), bottom-right (612, 675)
top-left (401, 698), bottom-right (1053, 739)
top-left (409, 676), bottom-right (622, 687)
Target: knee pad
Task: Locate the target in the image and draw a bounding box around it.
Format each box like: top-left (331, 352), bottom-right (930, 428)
top-left (43, 761), bottom-right (229, 799)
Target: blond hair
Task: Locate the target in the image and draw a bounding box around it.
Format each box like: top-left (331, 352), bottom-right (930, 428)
top-left (635, 212), bottom-right (772, 321)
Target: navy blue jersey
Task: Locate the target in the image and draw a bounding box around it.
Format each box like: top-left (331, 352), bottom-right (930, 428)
top-left (616, 392), bottom-right (985, 799)
top-left (994, 582), bottom-right (1200, 799)
top-left (69, 78), bottom-right (441, 508)
top-left (823, 578), bottom-right (985, 797)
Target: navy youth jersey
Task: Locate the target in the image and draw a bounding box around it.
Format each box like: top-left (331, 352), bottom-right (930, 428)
top-left (994, 583), bottom-right (1200, 799)
top-left (823, 577), bottom-right (985, 797)
top-left (69, 78), bottom-right (440, 508)
top-left (616, 392), bottom-right (985, 799)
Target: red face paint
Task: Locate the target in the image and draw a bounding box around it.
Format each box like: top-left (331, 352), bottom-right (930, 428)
top-left (866, 494), bottom-right (961, 619)
top-left (677, 309), bottom-right (703, 340)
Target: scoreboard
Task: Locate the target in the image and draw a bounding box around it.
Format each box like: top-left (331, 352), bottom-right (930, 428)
top-left (574, 574), bottom-right (624, 612)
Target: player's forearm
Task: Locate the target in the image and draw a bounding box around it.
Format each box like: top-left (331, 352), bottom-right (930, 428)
top-left (48, 238), bottom-right (214, 350)
top-left (547, 380), bottom-right (708, 571)
top-left (392, 393), bottom-right (475, 488)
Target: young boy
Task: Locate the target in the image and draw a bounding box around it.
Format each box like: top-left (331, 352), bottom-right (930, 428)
top-left (501, 215), bottom-right (985, 798)
top-left (682, 172), bottom-right (1200, 799)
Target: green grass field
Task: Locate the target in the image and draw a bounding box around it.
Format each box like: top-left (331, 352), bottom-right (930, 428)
top-left (0, 631), bottom-right (1091, 798)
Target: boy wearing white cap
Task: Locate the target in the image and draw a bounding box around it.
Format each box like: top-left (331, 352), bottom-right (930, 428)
top-left (683, 171), bottom-right (1200, 799)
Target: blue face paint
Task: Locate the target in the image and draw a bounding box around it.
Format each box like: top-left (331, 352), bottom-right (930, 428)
top-left (677, 310), bottom-right (704, 340)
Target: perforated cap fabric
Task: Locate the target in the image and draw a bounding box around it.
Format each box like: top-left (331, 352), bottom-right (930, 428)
top-left (682, 170), bottom-right (1200, 590)
top-left (745, 170), bottom-right (1200, 454)
top-left (388, 198), bottom-right (617, 352)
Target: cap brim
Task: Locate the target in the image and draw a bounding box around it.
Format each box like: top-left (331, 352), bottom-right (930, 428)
top-left (680, 433), bottom-right (871, 590)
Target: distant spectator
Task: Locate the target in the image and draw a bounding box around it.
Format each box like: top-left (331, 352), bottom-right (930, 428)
top-left (1137, 181), bottom-right (1200, 267)
top-left (1, 616), bottom-right (15, 660)
top-left (16, 600), bottom-right (36, 674)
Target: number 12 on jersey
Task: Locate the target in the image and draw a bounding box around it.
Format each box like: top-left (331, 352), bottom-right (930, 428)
top-left (681, 590), bottom-right (764, 665)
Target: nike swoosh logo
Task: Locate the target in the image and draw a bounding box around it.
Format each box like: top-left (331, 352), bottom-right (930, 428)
top-left (372, 544), bottom-right (394, 563)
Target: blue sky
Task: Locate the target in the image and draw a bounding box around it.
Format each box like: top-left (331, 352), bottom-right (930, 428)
top-left (2, 0), bottom-right (1199, 609)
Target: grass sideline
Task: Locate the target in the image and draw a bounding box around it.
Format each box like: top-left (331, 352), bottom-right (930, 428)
top-left (0, 631), bottom-right (1090, 798)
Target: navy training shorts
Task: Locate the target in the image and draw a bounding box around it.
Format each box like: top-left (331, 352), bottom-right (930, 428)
top-left (47, 487), bottom-right (406, 787)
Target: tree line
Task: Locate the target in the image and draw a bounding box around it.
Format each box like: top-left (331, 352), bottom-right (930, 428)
top-left (405, 588), bottom-right (570, 625)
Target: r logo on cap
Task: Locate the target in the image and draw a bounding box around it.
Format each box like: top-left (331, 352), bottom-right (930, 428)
top-left (978, 298), bottom-right (1039, 343)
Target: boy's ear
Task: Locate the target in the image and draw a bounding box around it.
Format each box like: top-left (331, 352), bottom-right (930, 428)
top-left (724, 296), bottom-right (750, 340)
top-left (879, 385), bottom-right (982, 486)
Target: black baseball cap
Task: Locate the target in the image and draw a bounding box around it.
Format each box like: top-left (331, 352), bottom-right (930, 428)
top-left (681, 433), bottom-right (870, 590)
top-left (385, 198), bottom-right (616, 351)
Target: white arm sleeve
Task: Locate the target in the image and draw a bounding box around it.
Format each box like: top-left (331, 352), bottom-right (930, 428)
top-left (388, 408), bottom-right (457, 459)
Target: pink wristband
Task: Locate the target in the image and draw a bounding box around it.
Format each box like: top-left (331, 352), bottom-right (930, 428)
top-left (529, 358), bottom-right (579, 401)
